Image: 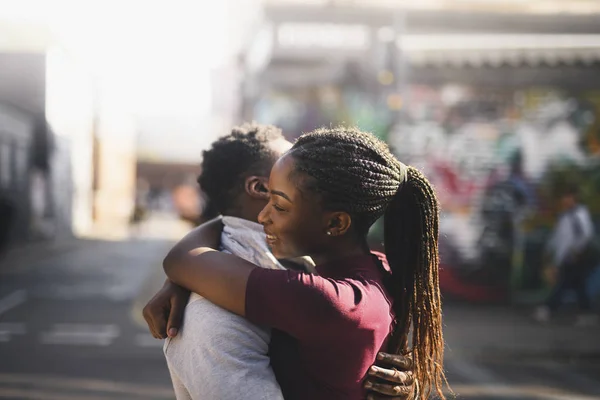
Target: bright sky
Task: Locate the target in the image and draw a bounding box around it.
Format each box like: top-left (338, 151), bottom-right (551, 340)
top-left (0, 0), bottom-right (260, 161)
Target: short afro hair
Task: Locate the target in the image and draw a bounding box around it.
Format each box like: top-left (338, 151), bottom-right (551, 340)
top-left (198, 122), bottom-right (284, 214)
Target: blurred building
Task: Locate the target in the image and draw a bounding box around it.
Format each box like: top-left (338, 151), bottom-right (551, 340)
top-left (241, 2), bottom-right (600, 303)
top-left (0, 20), bottom-right (136, 247)
top-left (92, 105), bottom-right (138, 236)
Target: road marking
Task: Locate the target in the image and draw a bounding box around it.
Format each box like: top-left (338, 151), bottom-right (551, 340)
top-left (448, 383), bottom-right (600, 400)
top-left (447, 355), bottom-right (514, 398)
top-left (542, 361), bottom-right (600, 396)
top-left (0, 323), bottom-right (26, 343)
top-left (0, 290), bottom-right (27, 316)
top-left (40, 324), bottom-right (119, 346)
top-left (0, 373), bottom-right (174, 398)
top-left (0, 387), bottom-right (117, 400)
top-left (447, 356), bottom-right (600, 400)
top-left (134, 333), bottom-right (165, 348)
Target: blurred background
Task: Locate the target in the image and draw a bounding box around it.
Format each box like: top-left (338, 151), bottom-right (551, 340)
top-left (1, 0), bottom-right (600, 399)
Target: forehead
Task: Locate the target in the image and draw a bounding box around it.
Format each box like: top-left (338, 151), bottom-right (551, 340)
top-left (270, 154), bottom-right (295, 186)
top-left (269, 155), bottom-right (306, 201)
top-left (270, 155), bottom-right (323, 207)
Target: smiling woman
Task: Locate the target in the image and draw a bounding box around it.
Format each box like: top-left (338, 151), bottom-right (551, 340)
top-left (163, 127), bottom-right (447, 400)
top-left (258, 155), bottom-right (346, 260)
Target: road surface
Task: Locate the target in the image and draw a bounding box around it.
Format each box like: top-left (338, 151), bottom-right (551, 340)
top-left (1, 215), bottom-right (599, 399)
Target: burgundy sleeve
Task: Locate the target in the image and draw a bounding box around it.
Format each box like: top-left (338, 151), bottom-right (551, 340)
top-left (245, 268), bottom-right (354, 341)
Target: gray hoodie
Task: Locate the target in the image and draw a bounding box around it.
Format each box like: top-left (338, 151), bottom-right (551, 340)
top-left (164, 216), bottom-right (285, 400)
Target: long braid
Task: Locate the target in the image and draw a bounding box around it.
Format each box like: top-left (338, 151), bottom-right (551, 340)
top-left (291, 127), bottom-right (447, 400)
top-left (384, 166), bottom-right (446, 400)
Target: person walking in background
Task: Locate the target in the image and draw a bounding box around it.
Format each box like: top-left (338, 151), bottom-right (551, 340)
top-left (535, 185), bottom-right (598, 326)
top-left (0, 190), bottom-right (16, 254)
top-left (129, 179), bottom-right (151, 237)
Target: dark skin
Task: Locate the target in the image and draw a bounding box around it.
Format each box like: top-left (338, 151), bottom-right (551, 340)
top-left (259, 155), bottom-right (366, 264)
top-left (144, 153), bottom-right (415, 399)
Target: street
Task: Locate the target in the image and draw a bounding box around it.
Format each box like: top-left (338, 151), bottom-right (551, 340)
top-left (0, 237), bottom-right (174, 400)
top-left (0, 216), bottom-right (599, 400)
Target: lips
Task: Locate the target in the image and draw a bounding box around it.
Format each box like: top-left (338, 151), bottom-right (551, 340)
top-left (264, 231), bottom-right (278, 245)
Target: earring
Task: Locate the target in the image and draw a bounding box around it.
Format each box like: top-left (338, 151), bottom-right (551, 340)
top-left (326, 231), bottom-right (332, 236)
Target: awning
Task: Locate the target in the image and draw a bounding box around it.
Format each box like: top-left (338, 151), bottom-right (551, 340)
top-left (401, 34), bottom-right (600, 67)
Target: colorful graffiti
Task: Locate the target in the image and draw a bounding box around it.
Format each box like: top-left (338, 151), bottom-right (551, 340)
top-left (252, 80), bottom-right (600, 303)
top-left (388, 85), bottom-right (600, 301)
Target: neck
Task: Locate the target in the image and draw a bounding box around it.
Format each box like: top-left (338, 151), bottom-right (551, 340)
top-left (222, 209), bottom-right (259, 224)
top-left (310, 236), bottom-right (370, 266)
top-left (565, 203), bottom-right (578, 212)
top-left (224, 196), bottom-right (265, 224)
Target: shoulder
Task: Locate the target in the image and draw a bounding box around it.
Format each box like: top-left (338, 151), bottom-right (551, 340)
top-left (576, 205), bottom-right (592, 218)
top-left (371, 251), bottom-right (390, 272)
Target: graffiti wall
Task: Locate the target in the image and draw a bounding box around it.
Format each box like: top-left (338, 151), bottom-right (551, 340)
top-left (388, 85), bottom-right (600, 301)
top-left (251, 79), bottom-right (600, 303)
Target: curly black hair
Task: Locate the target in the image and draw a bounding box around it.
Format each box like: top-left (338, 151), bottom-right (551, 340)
top-left (198, 123), bottom-right (284, 215)
top-left (289, 127), bottom-right (447, 400)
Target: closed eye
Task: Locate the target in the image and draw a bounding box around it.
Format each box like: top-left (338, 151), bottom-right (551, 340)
top-left (272, 203), bottom-right (286, 212)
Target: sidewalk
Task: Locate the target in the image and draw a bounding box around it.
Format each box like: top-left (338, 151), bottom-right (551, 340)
top-left (443, 303), bottom-right (600, 361)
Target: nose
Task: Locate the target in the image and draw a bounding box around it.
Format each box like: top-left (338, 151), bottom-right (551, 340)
top-left (257, 203), bottom-right (270, 226)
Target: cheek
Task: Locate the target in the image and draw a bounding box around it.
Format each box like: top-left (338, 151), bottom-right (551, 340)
top-left (285, 216), bottom-right (323, 251)
top-left (271, 214), bottom-right (301, 246)
top-left (273, 214), bottom-right (297, 238)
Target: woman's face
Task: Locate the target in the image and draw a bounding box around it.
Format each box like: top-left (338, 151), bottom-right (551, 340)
top-left (257, 154), bottom-right (329, 259)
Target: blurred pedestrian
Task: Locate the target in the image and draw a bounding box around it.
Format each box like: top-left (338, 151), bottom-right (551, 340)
top-left (0, 190), bottom-right (16, 254)
top-left (129, 179), bottom-right (150, 237)
top-left (534, 185), bottom-right (599, 325)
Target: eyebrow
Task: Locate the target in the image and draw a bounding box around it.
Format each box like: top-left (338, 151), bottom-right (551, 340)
top-left (271, 190), bottom-right (293, 203)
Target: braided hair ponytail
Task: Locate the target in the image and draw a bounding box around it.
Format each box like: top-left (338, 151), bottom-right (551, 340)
top-left (290, 127), bottom-right (446, 400)
top-left (384, 166), bottom-right (446, 400)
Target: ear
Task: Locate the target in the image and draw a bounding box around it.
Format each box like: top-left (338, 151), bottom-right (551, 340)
top-left (325, 211), bottom-right (352, 237)
top-left (245, 176), bottom-right (270, 200)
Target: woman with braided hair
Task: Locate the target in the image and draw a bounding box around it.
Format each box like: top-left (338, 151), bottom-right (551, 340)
top-left (163, 127), bottom-right (447, 400)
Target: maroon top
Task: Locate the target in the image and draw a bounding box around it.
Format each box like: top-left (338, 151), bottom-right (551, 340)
top-left (245, 252), bottom-right (394, 400)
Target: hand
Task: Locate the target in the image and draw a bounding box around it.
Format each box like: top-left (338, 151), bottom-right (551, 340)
top-left (142, 280), bottom-right (190, 339)
top-left (364, 352), bottom-right (416, 400)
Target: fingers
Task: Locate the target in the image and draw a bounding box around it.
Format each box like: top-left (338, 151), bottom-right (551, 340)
top-left (377, 352), bottom-right (413, 371)
top-left (364, 380), bottom-right (412, 399)
top-left (142, 298), bottom-right (168, 339)
top-left (153, 306), bottom-right (169, 339)
top-left (166, 292), bottom-right (187, 338)
top-left (142, 303), bottom-right (162, 339)
top-left (368, 366), bottom-right (414, 385)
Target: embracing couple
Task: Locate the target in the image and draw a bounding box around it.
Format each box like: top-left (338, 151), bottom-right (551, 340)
top-left (143, 124), bottom-right (448, 400)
